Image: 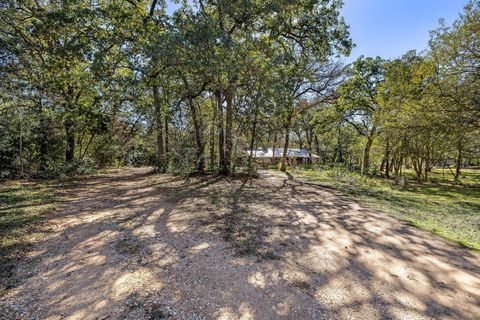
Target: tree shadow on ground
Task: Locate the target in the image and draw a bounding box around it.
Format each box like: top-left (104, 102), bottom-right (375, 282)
top-left (1, 167), bottom-right (479, 320)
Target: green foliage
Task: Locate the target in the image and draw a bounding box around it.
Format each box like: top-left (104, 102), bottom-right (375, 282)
top-left (0, 0), bottom-right (353, 176)
top-left (311, 2), bottom-right (480, 180)
top-left (57, 159), bottom-right (97, 177)
top-left (124, 145), bottom-right (156, 167)
top-left (0, 0), bottom-right (478, 183)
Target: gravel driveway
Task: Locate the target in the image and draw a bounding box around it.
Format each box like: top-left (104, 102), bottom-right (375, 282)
top-left (1, 167), bottom-right (479, 320)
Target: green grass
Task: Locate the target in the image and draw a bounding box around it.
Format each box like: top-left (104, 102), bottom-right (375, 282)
top-left (292, 166), bottom-right (480, 251)
top-left (0, 180), bottom-right (59, 296)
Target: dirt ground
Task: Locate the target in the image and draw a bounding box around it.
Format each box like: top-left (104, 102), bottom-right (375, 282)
top-left (1, 167), bottom-right (479, 320)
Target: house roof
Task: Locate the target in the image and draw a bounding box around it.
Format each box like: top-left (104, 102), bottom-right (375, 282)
top-left (247, 148), bottom-right (318, 158)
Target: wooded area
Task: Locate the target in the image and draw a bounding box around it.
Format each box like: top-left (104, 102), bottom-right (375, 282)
top-left (1, 0), bottom-right (478, 182)
top-left (1, 1), bottom-right (480, 319)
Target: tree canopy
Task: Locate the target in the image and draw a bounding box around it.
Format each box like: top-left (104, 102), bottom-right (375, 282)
top-left (0, 0), bottom-right (478, 182)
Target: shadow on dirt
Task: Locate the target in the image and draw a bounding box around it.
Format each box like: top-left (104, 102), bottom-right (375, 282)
top-left (1, 167), bottom-right (479, 319)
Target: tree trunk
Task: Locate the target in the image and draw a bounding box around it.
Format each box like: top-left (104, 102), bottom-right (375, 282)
top-left (153, 85), bottom-right (165, 172)
top-left (165, 114), bottom-right (169, 154)
top-left (306, 128), bottom-right (313, 164)
top-left (188, 97), bottom-right (205, 173)
top-left (81, 134), bottom-right (96, 159)
top-left (314, 134), bottom-right (321, 164)
top-left (424, 146), bottom-right (431, 182)
top-left (224, 89), bottom-right (233, 174)
top-left (380, 158), bottom-right (386, 174)
top-left (336, 127), bottom-right (343, 163)
top-left (209, 95), bottom-right (216, 171)
top-left (216, 91), bottom-right (226, 174)
top-left (416, 163), bottom-right (422, 181)
top-left (294, 129), bottom-right (304, 149)
top-left (361, 132), bottom-right (374, 176)
top-left (38, 100), bottom-right (48, 172)
top-left (18, 116), bottom-right (24, 176)
top-left (454, 137), bottom-right (463, 182)
top-left (385, 139), bottom-right (390, 178)
top-left (412, 156), bottom-right (423, 181)
top-left (247, 109), bottom-right (259, 171)
top-left (279, 114), bottom-right (292, 172)
top-left (64, 118), bottom-right (75, 162)
top-left (272, 131), bottom-right (277, 164)
top-left (393, 144), bottom-right (400, 177)
top-left (337, 144), bottom-right (344, 163)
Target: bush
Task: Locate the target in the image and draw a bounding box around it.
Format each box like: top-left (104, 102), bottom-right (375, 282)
top-left (124, 147), bottom-right (156, 167)
top-left (168, 147), bottom-right (198, 175)
top-left (91, 135), bottom-right (122, 167)
top-left (0, 170), bottom-right (12, 181)
top-left (325, 165), bottom-right (360, 184)
top-left (47, 158), bottom-right (97, 179)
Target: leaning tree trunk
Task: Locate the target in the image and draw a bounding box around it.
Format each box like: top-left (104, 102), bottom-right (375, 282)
top-left (153, 85), bottom-right (165, 172)
top-left (380, 158), bottom-right (386, 174)
top-left (454, 137), bottom-right (463, 182)
top-left (224, 89), bottom-right (234, 174)
top-left (279, 114), bottom-right (292, 172)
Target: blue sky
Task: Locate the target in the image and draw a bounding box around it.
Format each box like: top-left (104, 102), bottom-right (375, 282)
top-left (341, 0), bottom-right (469, 61)
top-left (166, 0), bottom-right (469, 61)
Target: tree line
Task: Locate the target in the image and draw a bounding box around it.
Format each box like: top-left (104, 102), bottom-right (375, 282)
top-left (1, 0), bottom-right (478, 182)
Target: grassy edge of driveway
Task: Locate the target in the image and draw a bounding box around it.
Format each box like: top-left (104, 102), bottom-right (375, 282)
top-left (292, 167), bottom-right (480, 252)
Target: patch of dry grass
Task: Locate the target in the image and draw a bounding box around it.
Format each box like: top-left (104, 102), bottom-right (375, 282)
top-left (0, 180), bottom-right (59, 295)
top-left (294, 166), bottom-right (480, 251)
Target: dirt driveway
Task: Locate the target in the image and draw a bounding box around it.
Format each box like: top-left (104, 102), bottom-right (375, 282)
top-left (1, 167), bottom-right (479, 320)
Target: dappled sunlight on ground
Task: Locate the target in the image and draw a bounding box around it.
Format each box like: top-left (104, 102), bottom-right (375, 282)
top-left (0, 167), bottom-right (479, 319)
